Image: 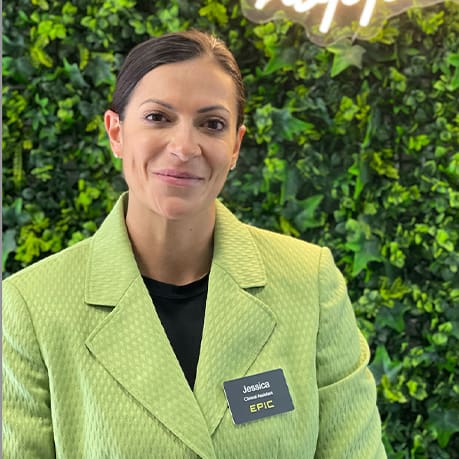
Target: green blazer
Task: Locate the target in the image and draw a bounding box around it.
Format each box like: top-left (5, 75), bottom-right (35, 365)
top-left (3, 194), bottom-right (386, 458)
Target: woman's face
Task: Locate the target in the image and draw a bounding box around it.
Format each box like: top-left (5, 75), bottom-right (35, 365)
top-left (105, 56), bottom-right (245, 222)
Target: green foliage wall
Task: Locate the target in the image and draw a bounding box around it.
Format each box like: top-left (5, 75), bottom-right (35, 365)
top-left (3, 0), bottom-right (459, 456)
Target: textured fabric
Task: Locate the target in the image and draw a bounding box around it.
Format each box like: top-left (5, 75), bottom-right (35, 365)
top-left (143, 274), bottom-right (208, 388)
top-left (2, 193), bottom-right (386, 459)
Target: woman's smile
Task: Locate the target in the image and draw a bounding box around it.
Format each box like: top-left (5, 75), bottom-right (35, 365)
top-left (152, 168), bottom-right (205, 187)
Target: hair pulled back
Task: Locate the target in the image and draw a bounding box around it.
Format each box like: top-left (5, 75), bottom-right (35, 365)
top-left (110, 30), bottom-right (245, 128)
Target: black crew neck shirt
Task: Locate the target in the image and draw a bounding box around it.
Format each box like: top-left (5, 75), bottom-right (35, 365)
top-left (142, 274), bottom-right (209, 389)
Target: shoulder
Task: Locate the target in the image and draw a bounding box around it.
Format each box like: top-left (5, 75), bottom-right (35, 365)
top-left (245, 223), bottom-right (324, 273)
top-left (4, 238), bottom-right (92, 295)
top-left (247, 224), bottom-right (345, 301)
top-left (215, 200), bottom-right (333, 280)
top-left (4, 193), bottom-right (128, 293)
top-left (246, 223), bottom-right (322, 255)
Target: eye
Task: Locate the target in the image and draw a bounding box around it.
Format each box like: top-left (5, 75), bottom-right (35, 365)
top-left (204, 118), bottom-right (226, 132)
top-left (145, 112), bottom-right (169, 123)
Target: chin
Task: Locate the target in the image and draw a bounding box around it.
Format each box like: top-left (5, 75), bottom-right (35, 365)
top-left (153, 196), bottom-right (211, 221)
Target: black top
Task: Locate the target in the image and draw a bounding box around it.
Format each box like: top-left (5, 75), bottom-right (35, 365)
top-left (142, 274), bottom-right (209, 389)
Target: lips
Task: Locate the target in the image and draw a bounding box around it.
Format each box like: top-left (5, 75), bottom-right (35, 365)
top-left (152, 169), bottom-right (204, 186)
top-left (155, 169), bottom-right (203, 180)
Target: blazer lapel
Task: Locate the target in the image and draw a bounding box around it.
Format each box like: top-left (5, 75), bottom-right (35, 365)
top-left (193, 201), bottom-right (277, 436)
top-left (84, 195), bottom-right (215, 459)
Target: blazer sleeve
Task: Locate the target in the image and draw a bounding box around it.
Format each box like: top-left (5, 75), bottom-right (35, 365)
top-left (314, 248), bottom-right (386, 459)
top-left (2, 280), bottom-right (56, 458)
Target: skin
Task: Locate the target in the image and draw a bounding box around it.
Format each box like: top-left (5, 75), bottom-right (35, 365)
top-left (104, 56), bottom-right (246, 285)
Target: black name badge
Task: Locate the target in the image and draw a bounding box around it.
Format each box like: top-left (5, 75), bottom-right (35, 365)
top-left (223, 368), bottom-right (294, 425)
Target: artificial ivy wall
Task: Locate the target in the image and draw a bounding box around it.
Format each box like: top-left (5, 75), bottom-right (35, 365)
top-left (3, 0), bottom-right (459, 456)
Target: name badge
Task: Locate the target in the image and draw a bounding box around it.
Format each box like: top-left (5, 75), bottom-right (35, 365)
top-left (223, 368), bottom-right (294, 425)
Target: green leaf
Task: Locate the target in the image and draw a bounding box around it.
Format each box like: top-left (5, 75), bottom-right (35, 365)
top-left (63, 58), bottom-right (87, 88)
top-left (352, 240), bottom-right (383, 276)
top-left (2, 230), bottom-right (17, 271)
top-left (272, 108), bottom-right (318, 141)
top-left (263, 47), bottom-right (296, 75)
top-left (327, 39), bottom-right (366, 77)
top-left (199, 1), bottom-right (228, 26)
top-left (376, 303), bottom-right (406, 333)
top-left (370, 345), bottom-right (403, 384)
top-left (406, 378), bottom-right (428, 401)
top-left (294, 195), bottom-right (324, 231)
top-left (279, 216), bottom-right (300, 237)
top-left (86, 54), bottom-right (115, 87)
top-left (428, 406), bottom-right (459, 448)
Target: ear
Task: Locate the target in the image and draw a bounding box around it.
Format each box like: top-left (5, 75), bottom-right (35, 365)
top-left (230, 125), bottom-right (246, 170)
top-left (104, 110), bottom-right (123, 158)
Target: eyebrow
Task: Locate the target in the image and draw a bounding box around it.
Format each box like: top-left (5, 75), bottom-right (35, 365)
top-left (139, 98), bottom-right (230, 114)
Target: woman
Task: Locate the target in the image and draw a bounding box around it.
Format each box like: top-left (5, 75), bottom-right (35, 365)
top-left (3, 30), bottom-right (386, 458)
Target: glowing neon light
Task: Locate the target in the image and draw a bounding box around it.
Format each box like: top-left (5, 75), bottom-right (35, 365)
top-left (242, 0), bottom-right (458, 46)
top-left (255, 0), bottom-right (396, 33)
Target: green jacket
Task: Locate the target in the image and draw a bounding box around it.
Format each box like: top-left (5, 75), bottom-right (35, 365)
top-left (3, 194), bottom-right (386, 458)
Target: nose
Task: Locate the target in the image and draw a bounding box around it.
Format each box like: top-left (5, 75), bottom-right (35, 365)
top-left (167, 123), bottom-right (201, 161)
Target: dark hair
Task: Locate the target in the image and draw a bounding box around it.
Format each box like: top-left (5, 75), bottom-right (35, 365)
top-left (110, 30), bottom-right (245, 128)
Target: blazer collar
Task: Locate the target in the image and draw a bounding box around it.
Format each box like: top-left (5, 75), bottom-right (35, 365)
top-left (212, 198), bottom-right (266, 288)
top-left (84, 193), bottom-right (139, 306)
top-left (85, 194), bottom-right (267, 306)
top-left (84, 193), bottom-right (275, 457)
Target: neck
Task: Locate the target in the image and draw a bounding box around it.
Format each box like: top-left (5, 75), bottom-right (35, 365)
top-left (125, 203), bottom-right (215, 286)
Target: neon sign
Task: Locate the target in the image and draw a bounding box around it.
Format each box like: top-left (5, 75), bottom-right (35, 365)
top-left (241, 0), bottom-right (457, 46)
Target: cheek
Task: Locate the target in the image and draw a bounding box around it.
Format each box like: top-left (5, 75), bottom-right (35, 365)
top-left (208, 137), bottom-right (236, 163)
top-left (121, 134), bottom-right (161, 172)
top-left (208, 156), bottom-right (231, 180)
top-left (121, 146), bottom-right (145, 185)
top-left (210, 154), bottom-right (232, 184)
top-left (123, 133), bottom-right (151, 156)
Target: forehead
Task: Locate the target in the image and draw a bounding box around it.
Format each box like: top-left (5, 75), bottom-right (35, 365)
top-left (128, 56), bottom-right (237, 112)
